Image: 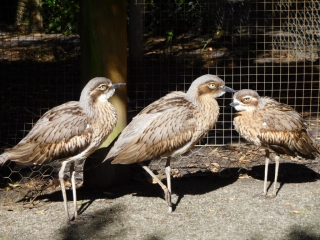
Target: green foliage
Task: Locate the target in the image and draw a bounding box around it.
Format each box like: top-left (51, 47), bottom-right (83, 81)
top-left (144, 0), bottom-right (209, 36)
top-left (42, 0), bottom-right (79, 34)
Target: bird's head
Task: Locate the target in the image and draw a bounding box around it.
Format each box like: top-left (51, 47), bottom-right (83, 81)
top-left (80, 77), bottom-right (125, 107)
top-left (230, 89), bottom-right (260, 112)
top-left (187, 74), bottom-right (235, 102)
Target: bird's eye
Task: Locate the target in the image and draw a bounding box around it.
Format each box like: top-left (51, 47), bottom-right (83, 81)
top-left (98, 84), bottom-right (107, 91)
top-left (208, 83), bottom-right (216, 89)
top-left (242, 97), bottom-right (251, 103)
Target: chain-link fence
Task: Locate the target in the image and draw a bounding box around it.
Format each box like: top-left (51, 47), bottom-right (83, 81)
top-left (0, 0), bottom-right (320, 188)
top-left (272, 1), bottom-right (319, 62)
top-left (0, 0), bottom-right (81, 185)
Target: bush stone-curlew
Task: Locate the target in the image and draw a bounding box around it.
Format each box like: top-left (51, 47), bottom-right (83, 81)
top-left (104, 74), bottom-right (235, 211)
top-left (0, 77), bottom-right (125, 223)
top-left (230, 89), bottom-right (319, 197)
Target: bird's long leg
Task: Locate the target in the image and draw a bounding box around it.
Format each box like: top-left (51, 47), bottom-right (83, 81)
top-left (59, 161), bottom-right (70, 224)
top-left (272, 155), bottom-right (280, 197)
top-left (165, 156), bottom-right (172, 213)
top-left (263, 149), bottom-right (270, 196)
top-left (70, 161), bottom-right (78, 219)
top-left (140, 164), bottom-right (172, 209)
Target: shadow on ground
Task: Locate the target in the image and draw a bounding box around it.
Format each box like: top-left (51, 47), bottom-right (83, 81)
top-left (249, 224), bottom-right (320, 240)
top-left (58, 203), bottom-right (126, 240)
top-left (248, 163), bottom-right (320, 183)
top-left (51, 174), bottom-right (236, 239)
top-left (283, 225), bottom-right (320, 240)
top-left (247, 162), bottom-right (319, 196)
top-left (2, 162), bottom-right (319, 215)
top-left (37, 172), bottom-right (237, 212)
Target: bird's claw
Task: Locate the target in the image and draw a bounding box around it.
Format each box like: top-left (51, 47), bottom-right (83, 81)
top-left (259, 192), bottom-right (276, 199)
top-left (267, 193), bottom-right (276, 199)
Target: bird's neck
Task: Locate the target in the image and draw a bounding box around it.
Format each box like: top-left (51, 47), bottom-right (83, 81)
top-left (82, 100), bottom-right (117, 122)
top-left (197, 94), bottom-right (219, 110)
top-left (195, 95), bottom-right (220, 129)
top-left (83, 100), bottom-right (118, 148)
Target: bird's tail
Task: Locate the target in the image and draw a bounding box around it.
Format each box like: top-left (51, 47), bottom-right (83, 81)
top-left (293, 131), bottom-right (320, 159)
top-left (0, 152), bottom-right (10, 166)
top-left (313, 143), bottom-right (320, 159)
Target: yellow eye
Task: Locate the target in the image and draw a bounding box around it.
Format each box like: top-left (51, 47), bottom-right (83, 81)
top-left (98, 84), bottom-right (107, 91)
top-left (242, 97), bottom-right (251, 103)
top-left (208, 83), bottom-right (216, 89)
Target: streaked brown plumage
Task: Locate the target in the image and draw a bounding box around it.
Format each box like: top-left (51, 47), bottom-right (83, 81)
top-left (104, 74), bottom-right (235, 211)
top-left (0, 77), bottom-right (125, 223)
top-left (230, 89), bottom-right (319, 197)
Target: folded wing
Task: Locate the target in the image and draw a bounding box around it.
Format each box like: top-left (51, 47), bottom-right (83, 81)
top-left (3, 102), bottom-right (93, 165)
top-left (105, 92), bottom-right (197, 164)
top-left (259, 100), bottom-right (318, 157)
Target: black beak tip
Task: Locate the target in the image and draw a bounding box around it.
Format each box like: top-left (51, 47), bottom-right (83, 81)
top-left (228, 88), bottom-right (236, 93)
top-left (112, 83), bottom-right (126, 89)
top-left (223, 86), bottom-right (236, 93)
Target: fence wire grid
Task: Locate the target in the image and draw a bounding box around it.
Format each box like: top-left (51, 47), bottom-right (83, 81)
top-left (0, 0), bottom-right (320, 185)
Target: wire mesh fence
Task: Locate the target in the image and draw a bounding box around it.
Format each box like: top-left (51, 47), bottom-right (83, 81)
top-left (0, 0), bottom-right (81, 184)
top-left (0, 0), bottom-right (319, 187)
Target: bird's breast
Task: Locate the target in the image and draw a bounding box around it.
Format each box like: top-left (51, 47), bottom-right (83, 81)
top-left (89, 103), bottom-right (118, 146)
top-left (195, 100), bottom-right (220, 131)
top-left (233, 111), bottom-right (261, 145)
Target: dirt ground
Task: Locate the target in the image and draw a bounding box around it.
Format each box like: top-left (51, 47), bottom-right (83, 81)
top-left (1, 171), bottom-right (320, 240)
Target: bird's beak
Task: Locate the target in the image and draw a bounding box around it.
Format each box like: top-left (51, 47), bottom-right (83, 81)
top-left (222, 86), bottom-right (236, 93)
top-left (111, 83), bottom-right (126, 89)
top-left (230, 102), bottom-right (238, 107)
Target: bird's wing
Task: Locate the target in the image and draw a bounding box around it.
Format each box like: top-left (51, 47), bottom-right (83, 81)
top-left (138, 91), bottom-right (187, 115)
top-left (5, 101), bottom-right (93, 165)
top-left (106, 92), bottom-right (197, 164)
top-left (259, 100), bottom-right (306, 133)
top-left (258, 99), bottom-right (318, 157)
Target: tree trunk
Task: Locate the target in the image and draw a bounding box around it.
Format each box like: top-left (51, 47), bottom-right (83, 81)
top-left (15, 0), bottom-right (43, 32)
top-left (81, 0), bottom-right (129, 189)
top-left (30, 0), bottom-right (43, 32)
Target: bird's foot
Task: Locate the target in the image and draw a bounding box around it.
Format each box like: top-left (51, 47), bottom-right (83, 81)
top-left (266, 193), bottom-right (277, 199)
top-left (68, 213), bottom-right (95, 225)
top-left (73, 211), bottom-right (78, 220)
top-left (253, 192), bottom-right (267, 198)
top-left (74, 213), bottom-right (95, 221)
top-left (255, 192), bottom-right (276, 199)
top-left (68, 220), bottom-right (80, 225)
